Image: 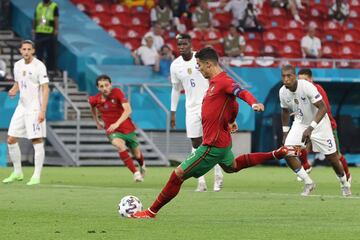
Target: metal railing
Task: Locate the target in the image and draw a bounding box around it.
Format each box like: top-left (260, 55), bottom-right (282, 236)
top-left (117, 83), bottom-right (171, 158)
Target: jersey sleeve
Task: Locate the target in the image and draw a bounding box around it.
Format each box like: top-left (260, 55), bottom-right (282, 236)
top-left (224, 79), bottom-right (257, 106)
top-left (88, 96), bottom-right (98, 107)
top-left (305, 81), bottom-right (322, 103)
top-left (279, 88), bottom-right (288, 108)
top-left (114, 88), bottom-right (128, 103)
top-left (13, 62), bottom-right (18, 82)
top-left (38, 62), bottom-right (49, 85)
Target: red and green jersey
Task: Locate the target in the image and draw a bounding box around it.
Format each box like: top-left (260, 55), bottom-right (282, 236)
top-left (314, 83), bottom-right (337, 130)
top-left (201, 72), bottom-right (257, 148)
top-left (88, 88), bottom-right (136, 134)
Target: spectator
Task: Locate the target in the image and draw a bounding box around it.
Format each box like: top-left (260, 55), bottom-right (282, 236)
top-left (122, 0), bottom-right (155, 8)
top-left (132, 36), bottom-right (160, 72)
top-left (271, 0), bottom-right (304, 24)
top-left (239, 2), bottom-right (263, 32)
top-left (150, 0), bottom-right (174, 30)
top-left (301, 26), bottom-right (322, 58)
top-left (32, 0), bottom-right (59, 72)
top-left (169, 0), bottom-right (187, 18)
top-left (158, 44), bottom-right (175, 77)
top-left (329, 0), bottom-right (349, 22)
top-left (141, 23), bottom-right (164, 52)
top-left (222, 0), bottom-right (249, 29)
top-left (192, 0), bottom-right (213, 30)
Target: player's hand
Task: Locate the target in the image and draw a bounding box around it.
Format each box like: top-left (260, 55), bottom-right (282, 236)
top-left (38, 111), bottom-right (45, 123)
top-left (252, 103), bottom-right (264, 112)
top-left (170, 112), bottom-right (176, 129)
top-left (228, 121), bottom-right (238, 134)
top-left (107, 122), bottom-right (119, 133)
top-left (301, 127), bottom-right (313, 143)
top-left (8, 88), bottom-right (17, 98)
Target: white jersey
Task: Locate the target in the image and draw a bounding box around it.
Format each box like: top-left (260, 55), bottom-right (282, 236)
top-left (170, 52), bottom-right (209, 113)
top-left (14, 58), bottom-right (49, 112)
top-left (279, 79), bottom-right (330, 126)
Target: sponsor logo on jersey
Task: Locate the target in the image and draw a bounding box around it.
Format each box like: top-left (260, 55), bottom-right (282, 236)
top-left (111, 99), bottom-right (116, 104)
top-left (208, 85), bottom-right (215, 96)
top-left (301, 96), bottom-right (306, 101)
top-left (187, 68), bottom-right (192, 75)
top-left (315, 94), bottom-right (320, 99)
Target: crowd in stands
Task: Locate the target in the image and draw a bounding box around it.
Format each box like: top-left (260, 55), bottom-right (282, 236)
top-left (71, 0), bottom-right (360, 69)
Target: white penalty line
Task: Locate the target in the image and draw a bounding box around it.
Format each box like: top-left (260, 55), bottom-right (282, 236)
top-left (42, 184), bottom-right (360, 199)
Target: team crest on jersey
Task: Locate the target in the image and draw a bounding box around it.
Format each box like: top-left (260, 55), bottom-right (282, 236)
top-left (104, 103), bottom-right (109, 109)
top-left (111, 99), bottom-right (116, 104)
top-left (294, 99), bottom-right (299, 104)
top-left (23, 71), bottom-right (26, 76)
top-left (187, 68), bottom-right (192, 75)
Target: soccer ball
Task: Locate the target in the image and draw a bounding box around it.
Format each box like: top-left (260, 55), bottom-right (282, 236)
top-left (118, 195), bottom-right (143, 217)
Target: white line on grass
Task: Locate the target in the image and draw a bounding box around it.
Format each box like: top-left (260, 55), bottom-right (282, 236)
top-left (42, 184), bottom-right (360, 199)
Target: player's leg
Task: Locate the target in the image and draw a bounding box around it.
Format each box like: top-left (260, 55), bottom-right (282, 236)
top-left (311, 125), bottom-right (351, 196)
top-left (191, 138), bottom-right (207, 192)
top-left (299, 143), bottom-right (312, 171)
top-left (109, 133), bottom-right (141, 181)
top-left (131, 145), bottom-right (221, 218)
top-left (3, 107), bottom-right (26, 183)
top-left (27, 138), bottom-right (44, 185)
top-left (127, 132), bottom-right (146, 176)
top-left (333, 129), bottom-right (351, 181)
top-left (213, 164), bottom-right (223, 192)
top-left (283, 124), bottom-right (315, 195)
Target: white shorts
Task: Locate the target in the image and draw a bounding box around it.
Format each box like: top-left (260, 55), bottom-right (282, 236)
top-left (186, 111), bottom-right (203, 138)
top-left (8, 105), bottom-right (46, 139)
top-left (285, 121), bottom-right (336, 155)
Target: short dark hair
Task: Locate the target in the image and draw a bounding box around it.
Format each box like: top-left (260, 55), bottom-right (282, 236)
top-left (96, 74), bottom-right (112, 86)
top-left (298, 68), bottom-right (312, 77)
top-left (20, 40), bottom-right (35, 48)
top-left (281, 64), bottom-right (296, 75)
top-left (176, 33), bottom-right (191, 41)
top-left (195, 47), bottom-right (218, 63)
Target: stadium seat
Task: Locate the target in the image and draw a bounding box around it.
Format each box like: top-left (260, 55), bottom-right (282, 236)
top-left (163, 31), bottom-right (177, 41)
top-left (308, 4), bottom-right (327, 19)
top-left (316, 60), bottom-right (334, 68)
top-left (349, 6), bottom-right (360, 18)
top-left (278, 42), bottom-right (301, 58)
top-left (343, 19), bottom-right (360, 32)
top-left (269, 7), bottom-right (288, 17)
top-left (111, 4), bottom-right (131, 14)
top-left (121, 38), bottom-right (142, 51)
top-left (130, 5), bottom-right (151, 15)
top-left (120, 29), bottom-right (143, 40)
top-left (191, 39), bottom-right (204, 52)
top-left (212, 12), bottom-right (232, 30)
top-left (88, 3), bottom-right (111, 14)
top-left (262, 44), bottom-right (278, 57)
top-left (286, 20), bottom-right (305, 30)
top-left (349, 0), bottom-right (360, 6)
top-left (306, 19), bottom-right (323, 31)
top-left (263, 29), bottom-right (284, 50)
top-left (338, 43), bottom-right (360, 59)
top-left (297, 60), bottom-right (317, 68)
top-left (110, 13), bottom-right (131, 26)
top-left (321, 42), bottom-right (339, 58)
top-left (244, 41), bottom-right (262, 56)
top-left (188, 30), bottom-right (203, 40)
top-left (107, 26), bottom-right (127, 38)
top-left (264, 16), bottom-right (286, 29)
top-left (243, 32), bottom-right (262, 41)
top-left (203, 29), bottom-right (223, 41)
top-left (131, 15), bottom-right (150, 28)
top-left (91, 13), bottom-right (112, 28)
top-left (340, 30), bottom-right (360, 43)
top-left (210, 43), bottom-right (225, 56)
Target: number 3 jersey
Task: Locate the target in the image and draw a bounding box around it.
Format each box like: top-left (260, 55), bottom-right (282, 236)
top-left (14, 58), bottom-right (49, 112)
top-left (279, 79), bottom-right (330, 126)
top-left (170, 52), bottom-right (209, 113)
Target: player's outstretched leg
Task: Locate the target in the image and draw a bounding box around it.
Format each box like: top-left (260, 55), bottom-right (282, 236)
top-left (130, 170), bottom-right (184, 218)
top-left (326, 153), bottom-right (351, 196)
top-left (339, 155), bottom-right (351, 182)
top-left (27, 141), bottom-right (45, 186)
top-left (3, 141), bottom-right (23, 184)
top-left (213, 164), bottom-right (223, 192)
top-left (296, 149), bottom-right (312, 181)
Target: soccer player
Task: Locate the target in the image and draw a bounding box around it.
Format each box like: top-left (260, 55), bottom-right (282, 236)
top-left (2, 40), bottom-right (49, 185)
top-left (297, 68), bottom-right (351, 182)
top-left (170, 33), bottom-right (223, 192)
top-left (130, 47), bottom-right (291, 219)
top-left (280, 65), bottom-right (351, 196)
top-left (88, 75), bottom-right (145, 182)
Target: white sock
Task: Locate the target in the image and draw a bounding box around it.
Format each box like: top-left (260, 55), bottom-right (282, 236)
top-left (32, 142), bottom-right (45, 179)
top-left (8, 143), bottom-right (22, 175)
top-left (337, 174), bottom-right (348, 186)
top-left (296, 167), bottom-right (313, 184)
top-left (214, 164), bottom-right (223, 179)
top-left (198, 175), bottom-right (206, 184)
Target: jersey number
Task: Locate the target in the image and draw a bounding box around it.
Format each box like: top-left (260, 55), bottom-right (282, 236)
top-left (20, 80), bottom-right (27, 89)
top-left (33, 123), bottom-right (40, 133)
top-left (190, 79), bottom-right (196, 87)
top-left (327, 139), bottom-right (333, 148)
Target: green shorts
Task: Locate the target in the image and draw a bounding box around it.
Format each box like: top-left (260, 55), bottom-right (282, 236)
top-left (180, 145), bottom-right (234, 179)
top-left (108, 131), bottom-right (139, 150)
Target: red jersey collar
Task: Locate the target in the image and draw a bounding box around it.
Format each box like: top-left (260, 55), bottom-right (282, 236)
top-left (210, 71), bottom-right (227, 83)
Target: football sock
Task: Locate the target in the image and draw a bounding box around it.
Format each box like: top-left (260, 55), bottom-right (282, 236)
top-left (337, 174), bottom-right (348, 185)
top-left (136, 152), bottom-right (144, 167)
top-left (295, 167), bottom-right (313, 184)
top-left (234, 152), bottom-right (273, 171)
top-left (119, 151), bottom-right (137, 173)
top-left (198, 175), bottom-right (206, 184)
top-left (8, 143), bottom-right (22, 175)
top-left (339, 155), bottom-right (350, 179)
top-left (150, 171), bottom-right (183, 213)
top-left (214, 164), bottom-right (223, 178)
top-left (299, 149), bottom-right (311, 170)
top-left (32, 142), bottom-right (45, 179)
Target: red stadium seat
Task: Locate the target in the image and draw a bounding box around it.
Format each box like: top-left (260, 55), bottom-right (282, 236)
top-left (210, 43), bottom-right (225, 56)
top-left (203, 29), bottom-right (223, 41)
top-left (111, 4), bottom-right (131, 14)
top-left (244, 41), bottom-right (262, 56)
top-left (306, 19), bottom-right (323, 31)
top-left (350, 0), bottom-right (360, 6)
top-left (316, 60), bottom-right (334, 68)
top-left (269, 7), bottom-right (288, 17)
top-left (212, 12), bottom-right (232, 30)
top-left (322, 42), bottom-right (339, 58)
top-left (264, 16), bottom-right (286, 29)
top-left (349, 8), bottom-right (360, 18)
top-left (243, 32), bottom-right (262, 41)
top-left (88, 3), bottom-right (111, 14)
top-left (338, 43), bottom-right (360, 59)
top-left (163, 31), bottom-right (177, 41)
top-left (336, 61), bottom-right (353, 68)
top-left (262, 44), bottom-right (278, 57)
top-left (121, 38), bottom-right (142, 51)
top-left (308, 4), bottom-right (327, 19)
top-left (107, 26), bottom-right (127, 38)
top-left (263, 29), bottom-right (284, 50)
top-left (297, 60), bottom-right (317, 68)
top-left (188, 30), bottom-right (203, 40)
top-left (110, 13), bottom-right (131, 26)
top-left (130, 15), bottom-right (150, 28)
top-left (278, 43), bottom-right (301, 58)
top-left (191, 39), bottom-right (204, 52)
top-left (120, 29), bottom-right (143, 40)
top-left (130, 6), bottom-right (151, 15)
top-left (91, 13), bottom-right (111, 28)
top-left (340, 31), bottom-right (360, 43)
top-left (286, 20), bottom-right (305, 30)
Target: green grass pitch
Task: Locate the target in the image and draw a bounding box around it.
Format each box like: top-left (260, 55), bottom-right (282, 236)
top-left (0, 166), bottom-right (359, 240)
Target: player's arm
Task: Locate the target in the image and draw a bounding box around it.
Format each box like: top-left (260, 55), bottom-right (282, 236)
top-left (227, 82), bottom-right (264, 112)
top-left (38, 83), bottom-right (49, 123)
top-left (90, 105), bottom-right (103, 130)
top-left (301, 99), bottom-right (327, 143)
top-left (8, 82), bottom-right (19, 97)
top-left (170, 64), bottom-right (182, 128)
top-left (107, 102), bottom-right (132, 133)
top-left (228, 101), bottom-right (239, 133)
top-left (281, 107), bottom-right (291, 145)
